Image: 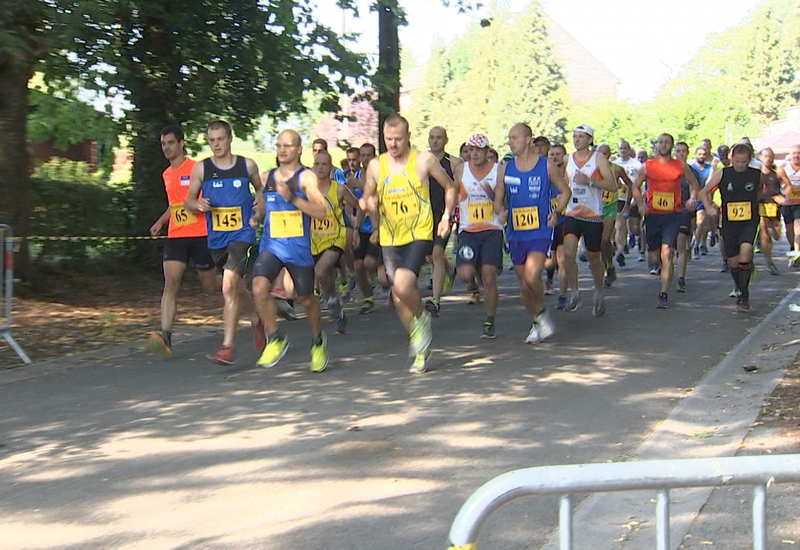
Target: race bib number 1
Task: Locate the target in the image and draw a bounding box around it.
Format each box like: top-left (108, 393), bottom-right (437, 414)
top-left (512, 206), bottom-right (540, 231)
top-left (170, 204), bottom-right (196, 227)
top-left (727, 201), bottom-right (752, 222)
top-left (467, 200), bottom-right (492, 224)
top-left (211, 207), bottom-right (242, 232)
top-left (270, 210), bottom-right (304, 239)
top-left (652, 191), bottom-right (675, 212)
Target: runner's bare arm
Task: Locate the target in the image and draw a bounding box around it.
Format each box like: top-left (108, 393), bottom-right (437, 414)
top-left (149, 208), bottom-right (171, 236)
top-left (493, 163), bottom-right (507, 217)
top-left (682, 163), bottom-right (701, 207)
top-left (286, 169), bottom-right (326, 220)
top-left (423, 151), bottom-right (457, 220)
top-left (360, 158), bottom-right (381, 243)
top-left (630, 164), bottom-right (647, 215)
top-left (698, 169), bottom-right (722, 214)
top-left (777, 166), bottom-right (793, 196)
top-left (548, 160), bottom-right (571, 214)
top-left (615, 166), bottom-right (633, 214)
top-left (185, 162), bottom-right (209, 212)
top-left (592, 153), bottom-right (617, 192)
top-left (246, 158), bottom-right (264, 225)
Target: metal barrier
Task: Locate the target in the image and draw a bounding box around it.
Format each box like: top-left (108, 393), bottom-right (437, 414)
top-left (447, 454), bottom-right (800, 550)
top-left (0, 225), bottom-right (31, 364)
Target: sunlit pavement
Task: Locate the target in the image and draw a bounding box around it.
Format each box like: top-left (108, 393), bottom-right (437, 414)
top-left (0, 244), bottom-right (797, 549)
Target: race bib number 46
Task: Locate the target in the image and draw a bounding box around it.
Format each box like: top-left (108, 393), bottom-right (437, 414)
top-left (512, 206), bottom-right (540, 231)
top-left (170, 204), bottom-right (196, 227)
top-left (384, 187), bottom-right (419, 223)
top-left (727, 201), bottom-right (752, 222)
top-left (652, 191), bottom-right (675, 212)
top-left (211, 207), bottom-right (242, 232)
top-left (467, 200), bottom-right (492, 224)
top-left (270, 210), bottom-right (304, 239)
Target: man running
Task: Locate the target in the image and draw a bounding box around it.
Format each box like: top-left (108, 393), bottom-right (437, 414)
top-left (185, 120), bottom-right (264, 364)
top-left (674, 141), bottom-right (697, 292)
top-left (251, 130), bottom-right (330, 371)
top-left (452, 134), bottom-right (504, 338)
top-left (493, 123), bottom-right (570, 342)
top-left (758, 147), bottom-right (783, 275)
top-left (547, 144), bottom-right (569, 309)
top-left (690, 146), bottom-right (714, 258)
top-left (777, 145), bottom-right (800, 254)
top-left (613, 140), bottom-right (641, 265)
top-left (147, 125), bottom-right (218, 357)
top-left (596, 144), bottom-right (633, 288)
top-left (423, 126), bottom-right (462, 316)
top-left (360, 115), bottom-right (456, 374)
top-left (310, 150), bottom-right (361, 334)
top-left (562, 124), bottom-right (616, 316)
top-left (699, 143), bottom-right (763, 312)
top-left (630, 133), bottom-right (700, 308)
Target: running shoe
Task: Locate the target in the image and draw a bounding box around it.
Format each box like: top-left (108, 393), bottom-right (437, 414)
top-left (252, 318), bottom-right (266, 352)
top-left (544, 281), bottom-right (555, 295)
top-left (700, 244), bottom-right (708, 256)
top-left (334, 312), bottom-right (348, 334)
top-left (555, 295), bottom-right (568, 310)
top-left (359, 296), bottom-right (375, 314)
top-left (536, 310), bottom-right (555, 341)
top-left (310, 333), bottom-right (328, 372)
top-left (256, 335), bottom-right (288, 368)
top-left (337, 278), bottom-right (349, 298)
top-left (768, 262), bottom-right (779, 276)
top-left (423, 296), bottom-right (441, 317)
top-left (342, 276), bottom-right (356, 302)
top-left (729, 287), bottom-right (739, 298)
top-left (468, 290), bottom-right (481, 305)
top-left (638, 253), bottom-right (645, 262)
top-left (677, 277), bottom-right (686, 293)
top-left (327, 297), bottom-right (343, 321)
top-left (409, 349), bottom-right (430, 374)
top-left (604, 268), bottom-right (616, 288)
top-left (650, 266), bottom-right (660, 275)
top-left (693, 245), bottom-right (700, 260)
top-left (209, 345), bottom-right (235, 365)
top-left (627, 234), bottom-right (636, 250)
top-left (481, 320), bottom-right (496, 339)
top-left (616, 252), bottom-right (626, 267)
top-left (623, 243), bottom-right (630, 254)
top-left (656, 293), bottom-right (668, 309)
top-left (524, 323), bottom-right (541, 344)
top-left (276, 298), bottom-right (298, 321)
top-left (565, 291), bottom-right (581, 312)
top-left (578, 252), bottom-right (588, 262)
top-left (754, 245), bottom-right (761, 254)
top-left (709, 233), bottom-right (717, 248)
top-left (147, 331), bottom-right (172, 358)
top-left (409, 311), bottom-right (433, 357)
top-left (592, 295), bottom-right (606, 317)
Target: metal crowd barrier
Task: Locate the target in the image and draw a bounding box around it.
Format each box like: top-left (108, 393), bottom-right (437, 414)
top-left (0, 225), bottom-right (31, 364)
top-left (448, 454), bottom-right (800, 550)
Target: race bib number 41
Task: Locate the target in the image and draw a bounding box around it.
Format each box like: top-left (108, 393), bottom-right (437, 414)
top-left (270, 210), bottom-right (304, 239)
top-left (467, 200), bottom-right (492, 224)
top-left (512, 206), bottom-right (540, 231)
top-left (211, 206), bottom-right (242, 232)
top-left (170, 204), bottom-right (196, 227)
top-left (727, 201), bottom-right (752, 222)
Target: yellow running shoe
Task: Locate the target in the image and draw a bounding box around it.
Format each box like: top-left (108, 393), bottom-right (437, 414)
top-left (256, 335), bottom-right (289, 368)
top-left (310, 332), bottom-right (328, 373)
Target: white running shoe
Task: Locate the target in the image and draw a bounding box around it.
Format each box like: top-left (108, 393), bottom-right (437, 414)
top-left (525, 323), bottom-right (541, 344)
top-left (536, 310), bottom-right (555, 341)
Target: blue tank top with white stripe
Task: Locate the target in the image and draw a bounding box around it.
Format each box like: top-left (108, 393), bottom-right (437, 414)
top-left (201, 156), bottom-right (256, 249)
top-left (259, 168), bottom-right (314, 267)
top-left (504, 156), bottom-right (553, 242)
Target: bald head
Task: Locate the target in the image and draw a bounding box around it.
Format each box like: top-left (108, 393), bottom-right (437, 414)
top-left (276, 129), bottom-right (302, 167)
top-left (428, 126), bottom-right (448, 154)
top-left (511, 122), bottom-right (533, 138)
top-left (278, 129), bottom-right (301, 147)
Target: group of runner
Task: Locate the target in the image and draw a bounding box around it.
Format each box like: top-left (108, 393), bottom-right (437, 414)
top-left (146, 115), bottom-right (800, 374)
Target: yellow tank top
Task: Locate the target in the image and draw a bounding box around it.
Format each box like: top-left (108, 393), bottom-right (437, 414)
top-left (310, 180), bottom-right (346, 256)
top-left (377, 149), bottom-right (433, 246)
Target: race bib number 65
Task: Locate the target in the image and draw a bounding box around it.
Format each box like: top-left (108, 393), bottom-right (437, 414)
top-left (170, 204), bottom-right (196, 227)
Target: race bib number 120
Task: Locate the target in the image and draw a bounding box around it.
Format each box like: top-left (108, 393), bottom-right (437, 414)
top-left (512, 206), bottom-right (540, 231)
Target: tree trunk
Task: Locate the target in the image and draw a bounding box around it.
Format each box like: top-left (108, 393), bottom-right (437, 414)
top-left (377, 0), bottom-right (401, 153)
top-left (0, 60), bottom-right (33, 279)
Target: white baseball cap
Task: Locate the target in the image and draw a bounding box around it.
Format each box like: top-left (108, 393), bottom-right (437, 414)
top-left (573, 124), bottom-right (595, 138)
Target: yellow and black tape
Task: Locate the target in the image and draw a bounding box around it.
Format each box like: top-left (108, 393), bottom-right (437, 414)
top-left (26, 236), bottom-right (168, 241)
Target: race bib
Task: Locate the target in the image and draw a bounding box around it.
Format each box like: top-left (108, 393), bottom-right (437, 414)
top-left (652, 191), bottom-right (675, 212)
top-left (467, 200), bottom-right (492, 224)
top-left (759, 203), bottom-right (778, 218)
top-left (211, 207), bottom-right (242, 232)
top-left (312, 210), bottom-right (336, 237)
top-left (790, 186), bottom-right (800, 200)
top-left (727, 201), bottom-right (752, 222)
top-left (383, 187), bottom-right (419, 223)
top-left (512, 206), bottom-right (540, 231)
top-left (550, 197), bottom-right (560, 212)
top-left (270, 210), bottom-right (304, 239)
top-left (602, 190), bottom-right (615, 205)
top-left (617, 182), bottom-right (628, 196)
top-left (169, 204), bottom-right (196, 227)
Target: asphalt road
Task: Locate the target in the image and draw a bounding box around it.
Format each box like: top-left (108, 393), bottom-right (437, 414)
top-left (0, 244), bottom-right (796, 550)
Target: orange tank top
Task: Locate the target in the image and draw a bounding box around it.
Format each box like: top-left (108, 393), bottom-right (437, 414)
top-left (645, 158), bottom-right (683, 214)
top-left (164, 158), bottom-right (207, 238)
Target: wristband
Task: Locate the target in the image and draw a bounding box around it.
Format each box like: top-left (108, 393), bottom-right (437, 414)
top-left (441, 214), bottom-right (450, 221)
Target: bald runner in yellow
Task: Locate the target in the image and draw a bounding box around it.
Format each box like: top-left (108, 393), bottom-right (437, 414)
top-left (377, 148), bottom-right (434, 246)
